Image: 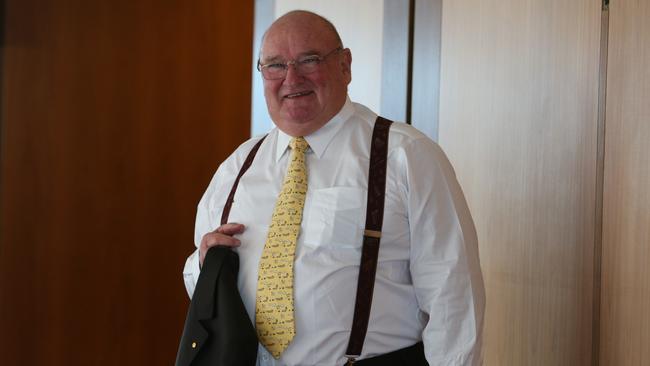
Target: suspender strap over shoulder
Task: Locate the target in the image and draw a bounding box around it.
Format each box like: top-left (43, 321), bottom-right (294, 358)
top-left (221, 136), bottom-right (267, 225)
top-left (345, 116), bottom-right (393, 363)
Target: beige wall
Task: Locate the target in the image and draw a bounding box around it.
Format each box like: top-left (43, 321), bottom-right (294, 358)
top-left (438, 0), bottom-right (601, 364)
top-left (600, 0), bottom-right (650, 364)
top-left (437, 0), bottom-right (650, 364)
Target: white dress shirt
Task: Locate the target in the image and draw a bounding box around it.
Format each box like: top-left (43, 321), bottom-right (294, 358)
top-left (183, 98), bottom-right (485, 366)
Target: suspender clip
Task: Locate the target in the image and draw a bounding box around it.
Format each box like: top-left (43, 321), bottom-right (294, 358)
top-left (363, 229), bottom-right (382, 238)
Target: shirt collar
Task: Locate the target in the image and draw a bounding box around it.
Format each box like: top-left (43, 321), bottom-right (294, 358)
top-left (275, 97), bottom-right (354, 162)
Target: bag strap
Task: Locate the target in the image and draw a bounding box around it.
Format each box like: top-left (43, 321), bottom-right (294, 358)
top-left (220, 136), bottom-right (267, 225)
top-left (345, 116), bottom-right (393, 363)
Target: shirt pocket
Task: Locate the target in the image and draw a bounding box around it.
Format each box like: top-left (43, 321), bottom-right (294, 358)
top-left (301, 186), bottom-right (366, 249)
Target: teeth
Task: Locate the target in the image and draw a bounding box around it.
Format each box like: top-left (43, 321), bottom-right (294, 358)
top-left (286, 91), bottom-right (311, 98)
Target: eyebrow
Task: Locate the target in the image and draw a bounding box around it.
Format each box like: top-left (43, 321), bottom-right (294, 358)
top-left (261, 49), bottom-right (323, 63)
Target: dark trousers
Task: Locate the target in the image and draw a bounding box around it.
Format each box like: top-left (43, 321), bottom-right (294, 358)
top-left (352, 342), bottom-right (428, 366)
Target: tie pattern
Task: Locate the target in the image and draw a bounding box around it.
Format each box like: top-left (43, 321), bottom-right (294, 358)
top-left (256, 137), bottom-right (309, 359)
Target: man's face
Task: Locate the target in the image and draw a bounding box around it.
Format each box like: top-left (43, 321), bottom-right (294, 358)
top-left (260, 17), bottom-right (352, 137)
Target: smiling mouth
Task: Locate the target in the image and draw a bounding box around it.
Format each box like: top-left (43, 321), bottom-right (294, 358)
top-left (284, 91), bottom-right (314, 99)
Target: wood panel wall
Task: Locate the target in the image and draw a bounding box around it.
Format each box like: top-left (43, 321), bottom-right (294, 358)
top-left (600, 0), bottom-right (650, 364)
top-left (437, 0), bottom-right (602, 364)
top-left (0, 1), bottom-right (253, 365)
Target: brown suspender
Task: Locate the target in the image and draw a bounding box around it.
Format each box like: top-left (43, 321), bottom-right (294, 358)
top-left (345, 117), bottom-right (392, 364)
top-left (220, 136), bottom-right (266, 225)
top-left (220, 117), bottom-right (393, 363)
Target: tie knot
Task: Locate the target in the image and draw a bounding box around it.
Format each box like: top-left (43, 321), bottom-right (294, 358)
top-left (290, 137), bottom-right (309, 153)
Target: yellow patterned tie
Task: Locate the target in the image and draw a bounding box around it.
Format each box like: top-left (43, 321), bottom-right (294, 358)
top-left (256, 137), bottom-right (309, 359)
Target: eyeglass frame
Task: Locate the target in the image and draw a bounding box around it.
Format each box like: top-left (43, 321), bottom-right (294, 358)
top-left (256, 47), bottom-right (344, 80)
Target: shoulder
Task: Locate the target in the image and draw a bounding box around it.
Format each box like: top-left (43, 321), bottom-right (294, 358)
top-left (381, 117), bottom-right (455, 179)
top-left (230, 134), bottom-right (269, 161)
top-left (348, 101), bottom-right (450, 165)
top-left (350, 101), bottom-right (435, 146)
top-left (203, 133), bottom-right (271, 193)
top-left (387, 119), bottom-right (431, 147)
top-left (219, 134), bottom-right (270, 172)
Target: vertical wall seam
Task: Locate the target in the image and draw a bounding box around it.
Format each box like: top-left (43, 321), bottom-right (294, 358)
top-left (0, 0), bottom-right (6, 236)
top-left (593, 4), bottom-right (610, 366)
top-left (405, 0), bottom-right (415, 124)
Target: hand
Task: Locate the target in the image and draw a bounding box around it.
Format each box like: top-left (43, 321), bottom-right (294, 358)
top-left (199, 223), bottom-right (245, 267)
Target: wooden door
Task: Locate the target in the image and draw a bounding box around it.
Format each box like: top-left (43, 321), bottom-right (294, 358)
top-left (0, 1), bottom-right (253, 365)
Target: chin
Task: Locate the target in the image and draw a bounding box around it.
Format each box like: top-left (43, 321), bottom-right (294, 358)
top-left (275, 117), bottom-right (322, 137)
top-left (281, 112), bottom-right (317, 128)
top-left (282, 105), bottom-right (316, 120)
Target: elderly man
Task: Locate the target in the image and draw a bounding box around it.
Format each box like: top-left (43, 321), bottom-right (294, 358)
top-left (183, 10), bottom-right (485, 366)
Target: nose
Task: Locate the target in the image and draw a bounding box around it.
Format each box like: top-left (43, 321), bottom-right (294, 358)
top-left (283, 63), bottom-right (304, 85)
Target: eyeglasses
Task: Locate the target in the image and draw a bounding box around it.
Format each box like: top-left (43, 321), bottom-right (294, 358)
top-left (257, 47), bottom-right (343, 80)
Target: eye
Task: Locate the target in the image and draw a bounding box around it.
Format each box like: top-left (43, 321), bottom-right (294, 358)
top-left (265, 63), bottom-right (287, 71)
top-left (299, 56), bottom-right (321, 65)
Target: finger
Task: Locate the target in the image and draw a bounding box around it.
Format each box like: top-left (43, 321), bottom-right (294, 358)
top-left (215, 223), bottom-right (246, 236)
top-left (205, 234), bottom-right (241, 248)
top-left (207, 235), bottom-right (241, 247)
top-left (199, 234), bottom-right (240, 268)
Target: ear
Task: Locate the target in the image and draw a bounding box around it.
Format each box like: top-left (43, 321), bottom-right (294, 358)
top-left (340, 48), bottom-right (352, 84)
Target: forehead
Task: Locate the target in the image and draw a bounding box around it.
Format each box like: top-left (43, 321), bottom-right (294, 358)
top-left (261, 17), bottom-right (337, 60)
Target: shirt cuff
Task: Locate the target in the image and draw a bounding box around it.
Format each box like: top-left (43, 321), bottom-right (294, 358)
top-left (182, 248), bottom-right (201, 298)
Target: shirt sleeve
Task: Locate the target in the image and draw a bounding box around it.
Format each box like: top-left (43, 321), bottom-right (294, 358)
top-left (182, 167), bottom-right (223, 299)
top-left (404, 137), bottom-right (486, 365)
top-left (182, 142), bottom-right (249, 299)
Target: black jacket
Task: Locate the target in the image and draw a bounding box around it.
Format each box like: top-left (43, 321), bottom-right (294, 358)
top-left (175, 246), bottom-right (258, 366)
